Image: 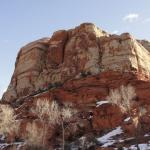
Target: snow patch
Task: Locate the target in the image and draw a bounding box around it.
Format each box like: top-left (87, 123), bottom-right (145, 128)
top-left (124, 117), bottom-right (131, 122)
top-left (0, 142), bottom-right (24, 150)
top-left (125, 143), bottom-right (150, 150)
top-left (144, 133), bottom-right (150, 137)
top-left (124, 137), bottom-right (135, 141)
top-left (118, 137), bottom-right (135, 143)
top-left (97, 126), bottom-right (123, 147)
top-left (96, 101), bottom-right (109, 107)
top-left (0, 135), bottom-right (5, 141)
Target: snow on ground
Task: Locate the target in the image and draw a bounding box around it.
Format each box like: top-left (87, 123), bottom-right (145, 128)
top-left (123, 143), bottom-right (150, 150)
top-left (0, 143), bottom-right (9, 150)
top-left (96, 126), bottom-right (150, 149)
top-left (144, 133), bottom-right (150, 137)
top-left (97, 126), bottom-right (123, 147)
top-left (0, 135), bottom-right (5, 141)
top-left (0, 142), bottom-right (24, 150)
top-left (96, 101), bottom-right (109, 107)
top-left (124, 117), bottom-right (131, 122)
top-left (124, 137), bottom-right (135, 141)
top-left (118, 137), bottom-right (136, 144)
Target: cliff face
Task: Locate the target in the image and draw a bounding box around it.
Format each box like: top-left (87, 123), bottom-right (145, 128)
top-left (1, 23), bottom-right (150, 149)
top-left (2, 23), bottom-right (150, 102)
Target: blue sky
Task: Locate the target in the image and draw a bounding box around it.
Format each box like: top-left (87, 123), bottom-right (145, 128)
top-left (0, 0), bottom-right (150, 98)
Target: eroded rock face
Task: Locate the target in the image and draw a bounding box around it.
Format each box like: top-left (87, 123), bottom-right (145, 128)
top-left (1, 23), bottom-right (150, 149)
top-left (93, 104), bottom-right (123, 131)
top-left (138, 39), bottom-right (150, 52)
top-left (100, 33), bottom-right (150, 79)
top-left (2, 38), bottom-right (50, 102)
top-left (2, 23), bottom-right (150, 104)
top-left (2, 23), bottom-right (107, 102)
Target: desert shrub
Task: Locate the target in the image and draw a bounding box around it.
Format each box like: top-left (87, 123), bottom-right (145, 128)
top-left (139, 106), bottom-right (147, 117)
top-left (33, 99), bottom-right (60, 124)
top-left (54, 82), bottom-right (63, 87)
top-left (26, 99), bottom-right (75, 150)
top-left (106, 84), bottom-right (136, 113)
top-left (48, 82), bottom-right (62, 89)
top-left (28, 100), bottom-right (58, 147)
top-left (0, 104), bottom-right (19, 141)
top-left (25, 121), bottom-right (46, 149)
top-left (80, 71), bottom-right (91, 78)
top-left (48, 83), bottom-right (53, 89)
top-left (118, 146), bottom-right (124, 150)
top-left (106, 85), bottom-right (145, 148)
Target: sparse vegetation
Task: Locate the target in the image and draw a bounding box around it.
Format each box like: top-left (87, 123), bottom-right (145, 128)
top-left (80, 71), bottom-right (91, 78)
top-left (54, 82), bottom-right (63, 87)
top-left (25, 98), bottom-right (75, 150)
top-left (106, 84), bottom-right (136, 113)
top-left (48, 82), bottom-right (63, 89)
top-left (25, 121), bottom-right (44, 149)
top-left (139, 106), bottom-right (147, 117)
top-left (106, 85), bottom-right (149, 148)
top-left (0, 104), bottom-right (19, 141)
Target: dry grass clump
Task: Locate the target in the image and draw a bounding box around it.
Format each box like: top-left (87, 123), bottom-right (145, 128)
top-left (33, 99), bottom-right (60, 124)
top-left (25, 121), bottom-right (43, 148)
top-left (26, 99), bottom-right (75, 150)
top-left (106, 84), bottom-right (148, 147)
top-left (0, 104), bottom-right (19, 136)
top-left (106, 84), bottom-right (136, 113)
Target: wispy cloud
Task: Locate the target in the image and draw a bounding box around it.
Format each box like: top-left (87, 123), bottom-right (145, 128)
top-left (123, 13), bottom-right (139, 23)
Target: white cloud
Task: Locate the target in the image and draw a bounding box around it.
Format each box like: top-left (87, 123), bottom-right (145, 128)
top-left (123, 13), bottom-right (139, 22)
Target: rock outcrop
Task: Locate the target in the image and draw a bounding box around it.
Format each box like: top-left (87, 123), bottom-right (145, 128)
top-left (2, 23), bottom-right (150, 103)
top-left (138, 39), bottom-right (150, 52)
top-left (1, 23), bottom-right (150, 149)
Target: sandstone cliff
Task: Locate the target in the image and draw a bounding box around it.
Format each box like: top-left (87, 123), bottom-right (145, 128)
top-left (1, 23), bottom-right (150, 149)
top-left (2, 23), bottom-right (150, 103)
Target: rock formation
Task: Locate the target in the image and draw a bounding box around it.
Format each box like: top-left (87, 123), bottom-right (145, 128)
top-left (1, 23), bottom-right (150, 149)
top-left (2, 23), bottom-right (150, 103)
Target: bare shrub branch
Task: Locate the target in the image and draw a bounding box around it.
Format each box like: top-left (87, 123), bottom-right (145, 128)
top-left (106, 84), bottom-right (136, 113)
top-left (26, 98), bottom-right (76, 149)
top-left (32, 99), bottom-right (61, 124)
top-left (0, 105), bottom-right (19, 136)
top-left (25, 121), bottom-right (43, 146)
top-left (139, 106), bottom-right (147, 117)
